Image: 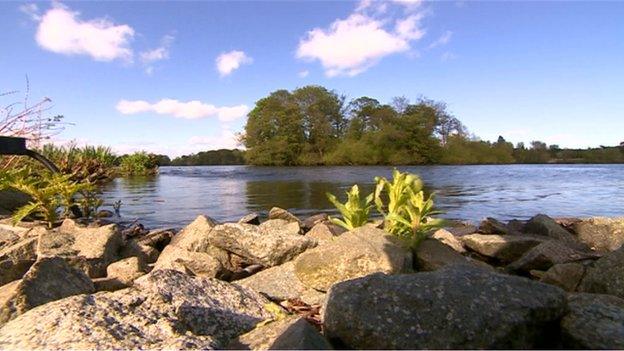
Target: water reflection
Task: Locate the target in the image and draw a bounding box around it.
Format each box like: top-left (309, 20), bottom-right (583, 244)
top-left (99, 165), bottom-right (624, 229)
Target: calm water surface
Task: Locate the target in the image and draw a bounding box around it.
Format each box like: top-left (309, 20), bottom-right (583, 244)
top-left (101, 165), bottom-right (624, 229)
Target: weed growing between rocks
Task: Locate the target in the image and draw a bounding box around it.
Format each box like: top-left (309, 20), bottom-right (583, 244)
top-left (327, 169), bottom-right (446, 247)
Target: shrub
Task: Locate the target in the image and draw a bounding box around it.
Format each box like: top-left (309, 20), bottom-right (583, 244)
top-left (118, 151), bottom-right (159, 176)
top-left (39, 143), bottom-right (117, 182)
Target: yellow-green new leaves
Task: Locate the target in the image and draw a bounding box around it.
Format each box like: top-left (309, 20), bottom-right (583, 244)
top-left (326, 185), bottom-right (374, 230)
top-left (374, 169), bottom-right (445, 246)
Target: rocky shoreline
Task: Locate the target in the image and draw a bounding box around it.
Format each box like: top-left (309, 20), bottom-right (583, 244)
top-left (0, 208), bottom-right (623, 349)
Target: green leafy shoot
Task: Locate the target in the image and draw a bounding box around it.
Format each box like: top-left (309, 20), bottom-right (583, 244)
top-left (0, 168), bottom-right (101, 228)
top-left (326, 184), bottom-right (373, 230)
top-left (374, 169), bottom-right (446, 246)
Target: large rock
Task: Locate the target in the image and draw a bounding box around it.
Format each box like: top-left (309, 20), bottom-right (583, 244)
top-left (507, 240), bottom-right (599, 273)
top-left (302, 213), bottom-right (329, 232)
top-left (258, 219), bottom-right (301, 236)
top-left (169, 215), bottom-right (217, 252)
top-left (294, 226), bottom-right (412, 292)
top-left (154, 244), bottom-right (226, 278)
top-left (540, 262), bottom-right (586, 292)
top-left (0, 233), bottom-right (40, 286)
top-left (561, 293), bottom-right (624, 349)
top-left (36, 219), bottom-right (123, 277)
top-left (431, 229), bottom-right (465, 253)
top-left (268, 207), bottom-right (302, 225)
top-left (236, 261), bottom-right (325, 305)
top-left (579, 246), bottom-right (624, 299)
top-left (208, 223), bottom-right (316, 267)
top-left (0, 269), bottom-right (275, 349)
top-left (305, 222), bottom-right (345, 244)
top-left (524, 214), bottom-right (582, 248)
top-left (414, 239), bottom-right (484, 271)
top-left (106, 257), bottom-right (146, 285)
top-left (135, 228), bottom-right (174, 250)
top-left (239, 213), bottom-right (260, 225)
top-left (572, 217), bottom-right (624, 252)
top-left (462, 234), bottom-right (544, 263)
top-left (478, 217), bottom-right (519, 235)
top-left (323, 265), bottom-right (567, 349)
top-left (0, 257), bottom-right (94, 327)
top-left (0, 224), bottom-right (28, 250)
top-left (229, 316), bottom-right (332, 350)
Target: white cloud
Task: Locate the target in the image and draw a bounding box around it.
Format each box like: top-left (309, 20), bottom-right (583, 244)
top-left (140, 34), bottom-right (174, 63)
top-left (395, 14), bottom-right (426, 40)
top-left (298, 70), bottom-right (310, 78)
top-left (189, 130), bottom-right (240, 150)
top-left (116, 99), bottom-right (249, 122)
top-left (297, 14), bottom-right (416, 77)
top-left (35, 3), bottom-right (134, 62)
top-left (215, 50), bottom-right (252, 77)
top-left (19, 3), bottom-right (40, 21)
top-left (296, 1), bottom-right (428, 77)
top-left (428, 30), bottom-right (452, 49)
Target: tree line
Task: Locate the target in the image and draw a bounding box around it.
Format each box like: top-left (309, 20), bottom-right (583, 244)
top-left (239, 85), bottom-right (624, 166)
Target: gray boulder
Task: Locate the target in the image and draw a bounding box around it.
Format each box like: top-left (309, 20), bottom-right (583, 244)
top-left (302, 213), bottom-right (329, 232)
top-left (414, 239), bottom-right (486, 271)
top-left (236, 261), bottom-right (325, 305)
top-left (37, 219), bottom-right (123, 277)
top-left (0, 269), bottom-right (275, 349)
top-left (323, 265), bottom-right (567, 349)
top-left (169, 215), bottom-right (217, 252)
top-left (431, 229), bottom-right (465, 253)
top-left (106, 257), bottom-right (146, 285)
top-left (239, 213), bottom-right (260, 225)
top-left (229, 316), bottom-right (332, 350)
top-left (305, 222), bottom-right (345, 244)
top-left (294, 226), bottom-right (412, 292)
top-left (579, 246), bottom-right (624, 299)
top-left (540, 262), bottom-right (586, 292)
top-left (462, 234), bottom-right (544, 263)
top-left (0, 224), bottom-right (28, 251)
top-left (524, 214), bottom-right (583, 248)
top-left (479, 217), bottom-right (519, 235)
top-left (572, 217), bottom-right (624, 252)
top-left (507, 240), bottom-right (599, 273)
top-left (561, 293), bottom-right (624, 349)
top-left (209, 223), bottom-right (316, 267)
top-left (268, 207), bottom-right (302, 225)
top-left (154, 244), bottom-right (226, 278)
top-left (0, 257), bottom-right (94, 327)
top-left (0, 231), bottom-right (41, 286)
top-left (258, 219), bottom-right (301, 236)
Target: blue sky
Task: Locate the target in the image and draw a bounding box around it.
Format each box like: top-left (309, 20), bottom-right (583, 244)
top-left (1, 0), bottom-right (623, 157)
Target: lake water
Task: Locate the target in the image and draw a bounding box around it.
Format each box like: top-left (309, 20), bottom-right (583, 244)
top-left (101, 164), bottom-right (624, 229)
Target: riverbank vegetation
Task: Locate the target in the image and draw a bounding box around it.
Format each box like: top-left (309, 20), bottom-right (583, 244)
top-left (241, 85), bottom-right (624, 166)
top-left (170, 149), bottom-right (245, 166)
top-left (327, 169), bottom-right (445, 247)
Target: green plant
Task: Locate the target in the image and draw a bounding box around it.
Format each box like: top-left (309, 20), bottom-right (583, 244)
top-left (326, 184), bottom-right (373, 230)
top-left (118, 152), bottom-right (159, 176)
top-left (76, 183), bottom-right (103, 219)
top-left (40, 143), bottom-right (117, 183)
top-left (0, 168), bottom-right (99, 227)
top-left (374, 169), bottom-right (445, 245)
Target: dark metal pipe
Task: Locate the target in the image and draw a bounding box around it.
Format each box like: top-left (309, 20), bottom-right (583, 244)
top-left (0, 136), bottom-right (60, 173)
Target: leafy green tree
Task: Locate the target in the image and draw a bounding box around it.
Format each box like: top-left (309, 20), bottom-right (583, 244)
top-left (243, 90), bottom-right (305, 165)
